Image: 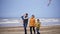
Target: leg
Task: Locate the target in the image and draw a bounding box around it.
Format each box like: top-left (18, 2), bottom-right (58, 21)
top-left (30, 27), bottom-right (32, 34)
top-left (23, 24), bottom-right (27, 34)
top-left (25, 23), bottom-right (28, 34)
top-left (24, 27), bottom-right (27, 34)
top-left (36, 28), bottom-right (38, 34)
top-left (33, 27), bottom-right (36, 34)
top-left (37, 28), bottom-right (40, 34)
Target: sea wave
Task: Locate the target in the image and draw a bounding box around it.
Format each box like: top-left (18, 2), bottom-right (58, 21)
top-left (0, 18), bottom-right (60, 27)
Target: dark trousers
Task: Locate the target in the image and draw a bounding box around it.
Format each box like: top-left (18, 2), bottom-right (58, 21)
top-left (24, 27), bottom-right (27, 34)
top-left (30, 27), bottom-right (36, 34)
top-left (36, 28), bottom-right (40, 34)
top-left (23, 23), bottom-right (28, 34)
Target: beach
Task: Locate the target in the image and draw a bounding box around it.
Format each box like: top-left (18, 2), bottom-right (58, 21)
top-left (0, 18), bottom-right (60, 34)
top-left (0, 25), bottom-right (60, 34)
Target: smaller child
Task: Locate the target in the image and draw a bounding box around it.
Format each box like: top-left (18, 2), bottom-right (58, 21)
top-left (35, 19), bottom-right (41, 34)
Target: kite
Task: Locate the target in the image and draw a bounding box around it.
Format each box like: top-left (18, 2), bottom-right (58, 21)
top-left (47, 0), bottom-right (52, 6)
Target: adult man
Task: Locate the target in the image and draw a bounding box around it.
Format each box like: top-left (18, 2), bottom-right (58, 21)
top-left (21, 13), bottom-right (28, 34)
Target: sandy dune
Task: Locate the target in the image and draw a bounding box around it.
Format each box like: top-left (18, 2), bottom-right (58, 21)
top-left (0, 25), bottom-right (60, 34)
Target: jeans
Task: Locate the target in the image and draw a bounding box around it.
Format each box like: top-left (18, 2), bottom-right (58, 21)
top-left (23, 23), bottom-right (28, 34)
top-left (30, 27), bottom-right (36, 34)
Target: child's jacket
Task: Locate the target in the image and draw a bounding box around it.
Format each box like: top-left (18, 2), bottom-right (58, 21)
top-left (35, 22), bottom-right (41, 29)
top-left (29, 18), bottom-right (36, 27)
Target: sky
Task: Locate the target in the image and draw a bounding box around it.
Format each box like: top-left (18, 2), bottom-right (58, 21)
top-left (0, 0), bottom-right (60, 18)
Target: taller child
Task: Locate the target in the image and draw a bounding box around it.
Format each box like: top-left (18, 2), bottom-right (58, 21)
top-left (29, 15), bottom-right (36, 34)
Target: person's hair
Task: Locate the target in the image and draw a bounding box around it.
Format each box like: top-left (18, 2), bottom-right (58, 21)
top-left (25, 13), bottom-right (28, 18)
top-left (26, 13), bottom-right (28, 16)
top-left (32, 15), bottom-right (35, 18)
top-left (37, 19), bottom-right (39, 21)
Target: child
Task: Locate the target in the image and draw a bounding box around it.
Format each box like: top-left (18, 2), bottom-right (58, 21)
top-left (29, 15), bottom-right (36, 34)
top-left (35, 19), bottom-right (41, 34)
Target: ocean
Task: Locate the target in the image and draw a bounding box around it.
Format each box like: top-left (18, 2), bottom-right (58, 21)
top-left (0, 18), bottom-right (60, 27)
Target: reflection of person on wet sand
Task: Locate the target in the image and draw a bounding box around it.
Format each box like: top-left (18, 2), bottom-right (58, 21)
top-left (21, 13), bottom-right (28, 34)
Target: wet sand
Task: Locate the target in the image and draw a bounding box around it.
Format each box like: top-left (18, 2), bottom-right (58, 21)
top-left (0, 25), bottom-right (60, 34)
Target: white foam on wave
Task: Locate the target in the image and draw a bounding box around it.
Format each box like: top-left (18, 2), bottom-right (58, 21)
top-left (40, 18), bottom-right (60, 22)
top-left (0, 18), bottom-right (60, 23)
top-left (0, 18), bottom-right (60, 26)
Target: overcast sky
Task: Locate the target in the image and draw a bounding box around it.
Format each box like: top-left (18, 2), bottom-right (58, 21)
top-left (0, 0), bottom-right (60, 18)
